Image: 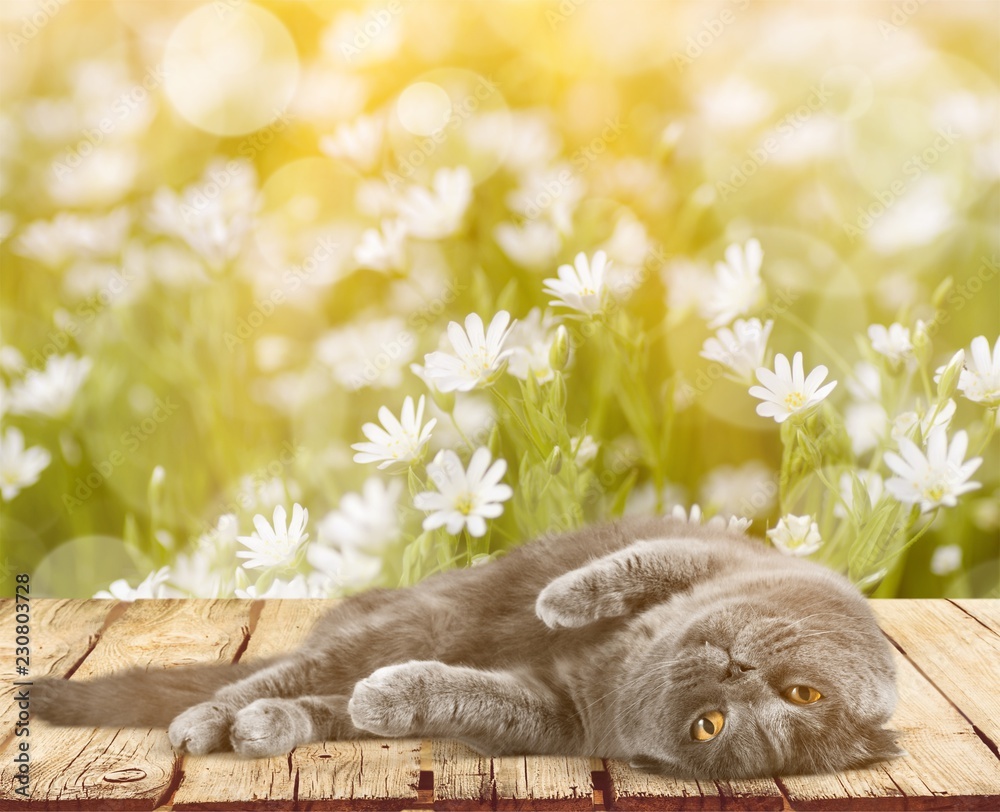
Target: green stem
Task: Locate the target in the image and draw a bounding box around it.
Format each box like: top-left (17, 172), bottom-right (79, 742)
top-left (781, 310), bottom-right (855, 380)
top-left (492, 388), bottom-right (547, 458)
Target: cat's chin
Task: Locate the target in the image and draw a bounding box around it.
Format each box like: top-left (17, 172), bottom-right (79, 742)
top-left (627, 755), bottom-right (687, 776)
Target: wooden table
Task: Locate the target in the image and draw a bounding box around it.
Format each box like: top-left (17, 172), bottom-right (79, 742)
top-left (1, 599), bottom-right (998, 810)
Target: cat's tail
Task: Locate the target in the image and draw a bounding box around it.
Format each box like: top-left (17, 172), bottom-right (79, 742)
top-left (31, 657), bottom-right (278, 729)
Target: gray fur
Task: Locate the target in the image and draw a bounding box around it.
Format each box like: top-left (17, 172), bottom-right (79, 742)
top-left (33, 517), bottom-right (902, 778)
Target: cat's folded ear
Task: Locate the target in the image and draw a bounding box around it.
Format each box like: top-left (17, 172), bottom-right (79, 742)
top-left (847, 727), bottom-right (907, 768)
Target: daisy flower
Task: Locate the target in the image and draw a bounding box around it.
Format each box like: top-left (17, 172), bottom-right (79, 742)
top-left (930, 544), bottom-right (962, 576)
top-left (700, 318), bottom-right (774, 382)
top-left (749, 352), bottom-right (837, 423)
top-left (544, 251), bottom-right (608, 314)
top-left (396, 166), bottom-right (473, 240)
top-left (421, 311), bottom-right (515, 393)
top-left (701, 238), bottom-right (766, 329)
top-left (868, 323), bottom-right (913, 364)
top-left (8, 354), bottom-right (92, 419)
top-left (318, 477), bottom-right (403, 550)
top-left (767, 514), bottom-right (823, 556)
top-left (236, 504), bottom-right (310, 570)
top-left (414, 447), bottom-right (513, 537)
top-left (353, 219), bottom-right (407, 272)
top-left (670, 503), bottom-right (751, 533)
top-left (94, 566), bottom-right (171, 600)
top-left (352, 395), bottom-right (436, 471)
top-left (494, 220), bottom-right (561, 270)
top-left (0, 427), bottom-right (51, 500)
top-left (506, 308), bottom-right (558, 383)
top-left (891, 399), bottom-right (956, 444)
top-left (884, 427), bottom-right (982, 512)
top-left (319, 114), bottom-right (384, 173)
top-left (955, 335), bottom-right (1000, 405)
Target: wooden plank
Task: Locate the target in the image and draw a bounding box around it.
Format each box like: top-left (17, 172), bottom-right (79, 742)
top-left (0, 600), bottom-right (120, 740)
top-left (952, 599), bottom-right (1000, 633)
top-left (606, 761), bottom-right (783, 811)
top-left (873, 599), bottom-right (1000, 749)
top-left (0, 600), bottom-right (252, 809)
top-left (781, 645), bottom-right (1000, 810)
top-left (172, 600), bottom-right (326, 811)
top-left (431, 741), bottom-right (491, 810)
top-left (492, 755), bottom-right (595, 810)
top-left (175, 600), bottom-right (423, 810)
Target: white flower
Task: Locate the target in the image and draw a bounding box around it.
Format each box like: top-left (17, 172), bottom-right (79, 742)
top-left (421, 311), bottom-right (515, 393)
top-left (236, 573), bottom-right (332, 599)
top-left (846, 361), bottom-right (882, 402)
top-left (319, 114), bottom-right (384, 172)
top-left (930, 544), bottom-right (962, 576)
top-left (414, 447), bottom-right (513, 537)
top-left (506, 308), bottom-right (558, 383)
top-left (94, 567), bottom-right (171, 600)
top-left (319, 478), bottom-right (403, 551)
top-left (573, 434), bottom-right (599, 465)
top-left (494, 220), bottom-right (561, 269)
top-left (315, 317), bottom-right (416, 391)
top-left (891, 399), bottom-right (956, 444)
top-left (884, 427), bottom-right (982, 513)
top-left (699, 460), bottom-right (776, 518)
top-left (671, 503), bottom-right (750, 533)
top-left (352, 395), bottom-right (436, 471)
top-left (306, 545), bottom-right (382, 590)
top-left (353, 219), bottom-right (407, 272)
top-left (750, 352), bottom-right (837, 423)
top-left (663, 258), bottom-right (713, 319)
top-left (147, 160), bottom-right (259, 268)
top-left (767, 515), bottom-right (823, 557)
top-left (544, 251), bottom-right (608, 314)
top-left (0, 346), bottom-right (25, 375)
top-left (8, 354), bottom-right (92, 419)
top-left (700, 318), bottom-right (774, 383)
top-left (701, 239), bottom-right (766, 328)
top-left (868, 323), bottom-right (913, 364)
top-left (396, 166), bottom-right (472, 240)
top-left (0, 427), bottom-right (51, 500)
top-left (955, 335), bottom-right (1000, 405)
top-left (236, 504), bottom-right (310, 570)
top-left (845, 402), bottom-right (888, 456)
top-left (13, 207), bottom-right (131, 267)
top-left (834, 471), bottom-right (885, 518)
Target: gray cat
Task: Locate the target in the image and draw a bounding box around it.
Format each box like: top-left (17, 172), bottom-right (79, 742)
top-left (34, 517), bottom-right (902, 779)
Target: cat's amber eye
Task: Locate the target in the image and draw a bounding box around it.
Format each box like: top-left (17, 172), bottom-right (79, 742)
top-left (784, 685), bottom-right (823, 705)
top-left (690, 710), bottom-right (725, 741)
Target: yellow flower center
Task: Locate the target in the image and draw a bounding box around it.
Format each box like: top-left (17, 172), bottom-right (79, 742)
top-left (455, 493), bottom-right (475, 515)
top-left (924, 485), bottom-right (946, 502)
top-left (784, 391), bottom-right (806, 409)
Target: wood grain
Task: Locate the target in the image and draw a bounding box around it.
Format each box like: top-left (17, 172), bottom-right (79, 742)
top-left (0, 600), bottom-right (251, 809)
top-left (952, 599), bottom-right (1000, 634)
top-left (430, 740), bottom-right (491, 810)
top-left (873, 599), bottom-right (1000, 749)
top-left (491, 754), bottom-right (596, 810)
top-left (606, 760), bottom-right (783, 811)
top-left (171, 600), bottom-right (327, 810)
top-left (0, 600), bottom-right (120, 740)
top-left (780, 645), bottom-right (1000, 810)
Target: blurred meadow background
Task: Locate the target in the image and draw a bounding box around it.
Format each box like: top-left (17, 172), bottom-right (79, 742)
top-left (0, 0), bottom-right (997, 600)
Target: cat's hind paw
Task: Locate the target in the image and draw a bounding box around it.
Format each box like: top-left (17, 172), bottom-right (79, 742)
top-left (230, 699), bottom-right (312, 758)
top-left (349, 661), bottom-right (438, 737)
top-left (168, 701), bottom-right (233, 755)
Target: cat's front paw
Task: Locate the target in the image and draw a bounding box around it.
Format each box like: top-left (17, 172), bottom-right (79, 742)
top-left (168, 701), bottom-right (233, 755)
top-left (230, 699), bottom-right (312, 758)
top-left (536, 574), bottom-right (627, 629)
top-left (349, 661), bottom-right (440, 737)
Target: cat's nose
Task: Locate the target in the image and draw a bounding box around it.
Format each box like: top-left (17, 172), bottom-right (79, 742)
top-left (725, 660), bottom-right (756, 681)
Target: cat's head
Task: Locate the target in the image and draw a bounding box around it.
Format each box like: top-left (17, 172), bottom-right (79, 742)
top-left (621, 571), bottom-right (902, 779)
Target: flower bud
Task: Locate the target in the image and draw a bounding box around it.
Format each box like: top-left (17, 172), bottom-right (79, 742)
top-left (429, 385), bottom-right (455, 414)
top-left (936, 349), bottom-right (965, 401)
top-left (547, 445), bottom-right (563, 475)
top-left (549, 325), bottom-right (570, 371)
top-left (931, 276), bottom-right (954, 309)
